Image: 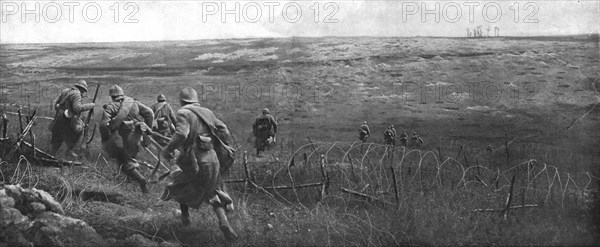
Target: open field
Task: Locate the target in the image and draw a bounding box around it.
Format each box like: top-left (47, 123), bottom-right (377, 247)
top-left (1, 35), bottom-right (599, 246)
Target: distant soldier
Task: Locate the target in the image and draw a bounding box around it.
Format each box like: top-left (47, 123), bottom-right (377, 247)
top-left (390, 124), bottom-right (397, 141)
top-left (412, 132), bottom-right (424, 147)
top-left (358, 121), bottom-right (370, 142)
top-left (150, 94), bottom-right (177, 146)
top-left (399, 129), bottom-right (408, 146)
top-left (252, 108), bottom-right (277, 157)
top-left (49, 80), bottom-right (95, 158)
top-left (383, 126), bottom-right (395, 146)
top-left (99, 85), bottom-right (154, 194)
top-left (160, 87), bottom-right (237, 240)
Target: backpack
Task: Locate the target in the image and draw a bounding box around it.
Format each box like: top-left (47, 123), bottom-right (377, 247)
top-left (108, 97), bottom-right (135, 131)
top-left (184, 105), bottom-right (236, 174)
top-left (359, 125), bottom-right (368, 136)
top-left (385, 130), bottom-right (393, 139)
top-left (153, 103), bottom-right (169, 130)
top-left (255, 116), bottom-right (272, 131)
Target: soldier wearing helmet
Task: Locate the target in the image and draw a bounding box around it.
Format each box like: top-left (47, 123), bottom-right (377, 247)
top-left (160, 86), bottom-right (238, 240)
top-left (358, 121), bottom-right (370, 142)
top-left (150, 94), bottom-right (177, 146)
top-left (384, 125), bottom-right (395, 146)
top-left (99, 85), bottom-right (154, 194)
top-left (252, 107), bottom-right (278, 157)
top-left (399, 129), bottom-right (408, 146)
top-left (49, 79), bottom-right (95, 158)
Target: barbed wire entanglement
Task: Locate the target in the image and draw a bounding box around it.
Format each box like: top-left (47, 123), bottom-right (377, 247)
top-left (224, 141), bottom-right (599, 212)
top-left (1, 107), bottom-right (597, 214)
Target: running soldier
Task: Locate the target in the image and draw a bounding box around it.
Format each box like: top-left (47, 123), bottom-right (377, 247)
top-left (160, 87), bottom-right (237, 240)
top-left (384, 126), bottom-right (395, 146)
top-left (412, 132), bottom-right (424, 147)
top-left (49, 80), bottom-right (95, 158)
top-left (358, 121), bottom-right (370, 142)
top-left (389, 125), bottom-right (397, 140)
top-left (399, 129), bottom-right (408, 146)
top-left (150, 94), bottom-right (177, 146)
top-left (99, 85), bottom-right (154, 194)
top-left (252, 108), bottom-right (277, 157)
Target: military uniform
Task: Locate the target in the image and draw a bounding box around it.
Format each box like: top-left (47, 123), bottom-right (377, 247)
top-left (99, 85), bottom-right (153, 193)
top-left (161, 87), bottom-right (237, 240)
top-left (150, 94), bottom-right (177, 146)
top-left (384, 127), bottom-right (395, 146)
top-left (399, 130), bottom-right (408, 146)
top-left (49, 80), bottom-right (95, 157)
top-left (252, 108), bottom-right (277, 157)
top-left (358, 121), bottom-right (370, 142)
top-left (412, 132), bottom-right (424, 147)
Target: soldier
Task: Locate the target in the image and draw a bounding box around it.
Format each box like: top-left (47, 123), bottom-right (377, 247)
top-left (390, 125), bottom-right (397, 145)
top-left (252, 108), bottom-right (277, 157)
top-left (358, 121), bottom-right (370, 142)
top-left (150, 94), bottom-right (177, 146)
top-left (412, 131), bottom-right (424, 147)
top-left (399, 129), bottom-right (408, 146)
top-left (99, 85), bottom-right (153, 194)
top-left (49, 80), bottom-right (95, 158)
top-left (384, 126), bottom-right (395, 146)
top-left (160, 87), bottom-right (237, 240)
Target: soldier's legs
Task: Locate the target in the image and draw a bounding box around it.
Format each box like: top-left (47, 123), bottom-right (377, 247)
top-left (157, 129), bottom-right (170, 147)
top-left (64, 130), bottom-right (83, 158)
top-left (255, 136), bottom-right (264, 157)
top-left (180, 203), bottom-right (190, 226)
top-left (120, 159), bottom-right (148, 194)
top-left (128, 168), bottom-right (149, 194)
top-left (213, 204), bottom-right (237, 240)
top-left (49, 128), bottom-right (63, 155)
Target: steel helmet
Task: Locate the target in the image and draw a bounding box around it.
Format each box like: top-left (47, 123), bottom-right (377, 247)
top-left (109, 85), bottom-right (124, 100)
top-left (74, 80), bottom-right (88, 92)
top-left (179, 87), bottom-right (198, 103)
top-left (262, 108), bottom-right (270, 114)
top-left (157, 94), bottom-right (166, 102)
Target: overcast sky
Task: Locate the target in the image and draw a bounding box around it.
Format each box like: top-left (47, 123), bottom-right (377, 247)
top-left (1, 0), bottom-right (598, 43)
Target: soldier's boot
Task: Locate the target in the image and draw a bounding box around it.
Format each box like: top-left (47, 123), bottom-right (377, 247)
top-left (64, 141), bottom-right (80, 159)
top-left (213, 205), bottom-right (237, 240)
top-left (129, 168), bottom-right (149, 194)
top-left (180, 204), bottom-right (190, 226)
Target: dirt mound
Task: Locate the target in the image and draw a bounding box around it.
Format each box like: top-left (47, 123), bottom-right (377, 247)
top-left (0, 184), bottom-right (180, 247)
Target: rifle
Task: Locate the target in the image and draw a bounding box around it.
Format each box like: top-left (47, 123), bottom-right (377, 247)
top-left (82, 83), bottom-right (101, 148)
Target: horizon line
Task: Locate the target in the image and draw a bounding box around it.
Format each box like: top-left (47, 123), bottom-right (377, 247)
top-left (1, 33), bottom-right (598, 45)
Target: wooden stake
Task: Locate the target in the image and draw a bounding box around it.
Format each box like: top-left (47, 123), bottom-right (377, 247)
top-left (17, 108), bottom-right (23, 133)
top-left (502, 174), bottom-right (517, 220)
top-left (1, 113), bottom-right (7, 139)
top-left (340, 187), bottom-right (392, 206)
top-left (7, 116), bottom-right (37, 160)
top-left (505, 132), bottom-right (510, 167)
top-left (243, 151), bottom-right (250, 194)
top-left (390, 166), bottom-right (400, 209)
top-left (319, 154), bottom-right (329, 201)
top-left (347, 152), bottom-right (356, 180)
top-left (467, 204), bottom-right (539, 213)
top-left (263, 182), bottom-right (323, 190)
top-left (456, 145), bottom-right (463, 159)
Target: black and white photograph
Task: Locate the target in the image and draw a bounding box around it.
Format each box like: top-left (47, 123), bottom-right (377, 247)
top-left (0, 0), bottom-right (599, 246)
